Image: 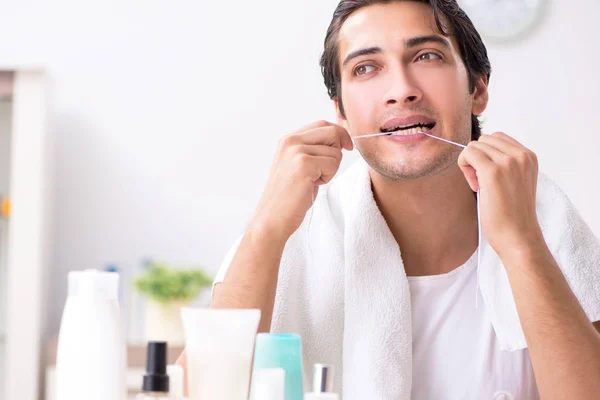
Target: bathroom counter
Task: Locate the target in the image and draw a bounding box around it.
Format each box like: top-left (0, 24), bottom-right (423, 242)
top-left (45, 338), bottom-right (185, 399)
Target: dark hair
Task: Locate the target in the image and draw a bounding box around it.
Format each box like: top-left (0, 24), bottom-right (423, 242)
top-left (319, 0), bottom-right (491, 140)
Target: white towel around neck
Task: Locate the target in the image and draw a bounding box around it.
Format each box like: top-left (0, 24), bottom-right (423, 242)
top-left (214, 158), bottom-right (600, 399)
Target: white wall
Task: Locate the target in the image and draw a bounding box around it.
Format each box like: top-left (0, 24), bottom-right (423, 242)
top-left (0, 0), bottom-right (598, 337)
top-left (482, 1), bottom-right (600, 230)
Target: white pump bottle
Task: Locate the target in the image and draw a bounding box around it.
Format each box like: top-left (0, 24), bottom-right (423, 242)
top-left (56, 270), bottom-right (127, 400)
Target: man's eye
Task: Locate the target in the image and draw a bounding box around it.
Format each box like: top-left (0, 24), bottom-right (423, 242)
top-left (354, 65), bottom-right (376, 76)
top-left (417, 52), bottom-right (441, 61)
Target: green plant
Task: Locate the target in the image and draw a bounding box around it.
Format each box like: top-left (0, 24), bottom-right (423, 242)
top-left (134, 261), bottom-right (213, 304)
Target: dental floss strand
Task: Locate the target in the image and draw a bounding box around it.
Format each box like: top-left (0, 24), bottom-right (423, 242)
top-left (353, 131), bottom-right (397, 140)
top-left (423, 133), bottom-right (467, 148)
top-left (353, 131), bottom-right (466, 148)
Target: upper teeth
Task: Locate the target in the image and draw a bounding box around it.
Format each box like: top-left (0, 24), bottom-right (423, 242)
top-left (385, 124), bottom-right (433, 136)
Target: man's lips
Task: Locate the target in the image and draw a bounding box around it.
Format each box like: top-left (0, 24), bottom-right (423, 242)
top-left (380, 115), bottom-right (436, 133)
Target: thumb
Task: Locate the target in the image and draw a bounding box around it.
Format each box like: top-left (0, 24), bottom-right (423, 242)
top-left (341, 130), bottom-right (354, 151)
top-left (458, 163), bottom-right (480, 192)
top-left (457, 148), bottom-right (480, 192)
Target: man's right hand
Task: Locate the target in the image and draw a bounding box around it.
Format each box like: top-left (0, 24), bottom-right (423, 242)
top-left (210, 121), bottom-right (352, 332)
top-left (251, 120), bottom-right (353, 239)
top-left (180, 122), bottom-right (353, 375)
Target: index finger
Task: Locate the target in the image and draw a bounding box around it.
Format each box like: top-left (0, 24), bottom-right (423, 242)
top-left (300, 124), bottom-right (354, 151)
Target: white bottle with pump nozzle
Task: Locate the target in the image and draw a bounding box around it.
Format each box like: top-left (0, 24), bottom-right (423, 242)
top-left (56, 270), bottom-right (127, 400)
top-left (304, 364), bottom-right (339, 400)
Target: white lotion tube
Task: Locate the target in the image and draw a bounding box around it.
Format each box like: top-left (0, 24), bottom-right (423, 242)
top-left (181, 308), bottom-right (261, 400)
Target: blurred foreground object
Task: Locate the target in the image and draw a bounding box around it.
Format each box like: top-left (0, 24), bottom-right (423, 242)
top-left (0, 196), bottom-right (9, 218)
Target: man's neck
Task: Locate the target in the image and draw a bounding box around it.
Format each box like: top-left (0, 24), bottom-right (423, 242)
top-left (370, 165), bottom-right (478, 277)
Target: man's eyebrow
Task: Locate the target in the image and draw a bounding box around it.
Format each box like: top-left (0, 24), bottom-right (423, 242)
top-left (341, 36), bottom-right (451, 68)
top-left (406, 35), bottom-right (451, 49)
top-left (342, 47), bottom-right (382, 68)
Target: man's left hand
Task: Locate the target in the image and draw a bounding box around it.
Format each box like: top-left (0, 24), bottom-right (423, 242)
top-left (457, 132), bottom-right (542, 259)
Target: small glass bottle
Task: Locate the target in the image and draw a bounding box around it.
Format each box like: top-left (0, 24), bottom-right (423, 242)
top-left (304, 364), bottom-right (340, 400)
top-left (137, 342), bottom-right (170, 400)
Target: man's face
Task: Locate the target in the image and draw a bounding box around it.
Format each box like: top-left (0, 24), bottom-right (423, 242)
top-left (336, 1), bottom-right (487, 180)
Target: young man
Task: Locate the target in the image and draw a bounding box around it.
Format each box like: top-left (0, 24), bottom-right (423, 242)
top-left (179, 1), bottom-right (600, 398)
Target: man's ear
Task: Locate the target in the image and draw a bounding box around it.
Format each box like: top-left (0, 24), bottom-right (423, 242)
top-left (334, 98), bottom-right (349, 129)
top-left (472, 75), bottom-right (489, 116)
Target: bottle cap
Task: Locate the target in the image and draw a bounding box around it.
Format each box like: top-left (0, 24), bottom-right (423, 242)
top-left (68, 270), bottom-right (119, 300)
top-left (142, 342), bottom-right (169, 393)
top-left (312, 364), bottom-right (334, 393)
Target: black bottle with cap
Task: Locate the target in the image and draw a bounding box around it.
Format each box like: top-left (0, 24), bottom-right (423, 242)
top-left (137, 341), bottom-right (170, 399)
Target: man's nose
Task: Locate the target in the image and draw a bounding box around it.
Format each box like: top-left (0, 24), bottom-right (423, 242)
top-left (382, 66), bottom-right (422, 106)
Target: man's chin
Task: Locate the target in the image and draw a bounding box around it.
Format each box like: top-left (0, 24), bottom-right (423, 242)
top-left (362, 152), bottom-right (459, 181)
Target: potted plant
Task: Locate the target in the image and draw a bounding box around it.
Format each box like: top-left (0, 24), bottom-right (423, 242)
top-left (134, 260), bottom-right (213, 344)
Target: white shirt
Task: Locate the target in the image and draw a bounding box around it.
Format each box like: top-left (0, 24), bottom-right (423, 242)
top-left (408, 251), bottom-right (540, 400)
top-left (213, 161), bottom-right (600, 399)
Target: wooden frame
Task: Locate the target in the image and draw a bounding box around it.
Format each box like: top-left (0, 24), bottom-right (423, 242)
top-left (1, 69), bottom-right (51, 400)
